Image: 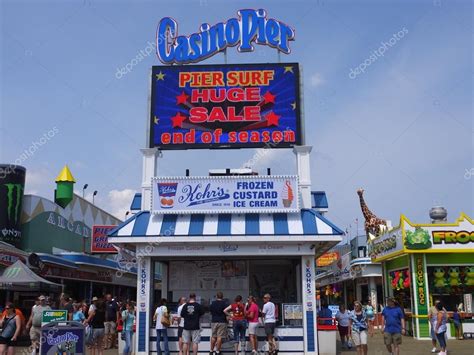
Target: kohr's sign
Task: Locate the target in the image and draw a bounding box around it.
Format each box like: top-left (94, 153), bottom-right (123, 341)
top-left (149, 63), bottom-right (301, 149)
top-left (157, 9), bottom-right (295, 65)
top-left (151, 175), bottom-right (299, 214)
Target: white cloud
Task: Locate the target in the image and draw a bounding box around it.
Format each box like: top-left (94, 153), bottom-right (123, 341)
top-left (24, 167), bottom-right (55, 198)
top-left (310, 73), bottom-right (325, 87)
top-left (105, 189), bottom-right (137, 220)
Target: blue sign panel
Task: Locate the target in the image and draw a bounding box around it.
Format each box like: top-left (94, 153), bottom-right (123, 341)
top-left (149, 63), bottom-right (301, 149)
top-left (40, 322), bottom-right (85, 355)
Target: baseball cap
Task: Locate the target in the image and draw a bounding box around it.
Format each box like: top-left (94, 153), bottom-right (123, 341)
top-left (92, 296), bottom-right (99, 301)
top-left (39, 296), bottom-right (46, 301)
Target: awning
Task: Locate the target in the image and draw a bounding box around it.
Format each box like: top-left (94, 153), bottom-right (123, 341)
top-left (57, 253), bottom-right (137, 274)
top-left (0, 260), bottom-right (62, 289)
top-left (109, 209), bottom-right (344, 237)
top-left (36, 253), bottom-right (78, 269)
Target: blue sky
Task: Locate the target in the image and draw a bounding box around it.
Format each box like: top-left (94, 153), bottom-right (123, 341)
top-left (1, 0), bottom-right (472, 235)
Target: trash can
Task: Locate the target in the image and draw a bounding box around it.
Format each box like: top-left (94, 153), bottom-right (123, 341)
top-left (40, 321), bottom-right (85, 355)
top-left (317, 318), bottom-right (337, 355)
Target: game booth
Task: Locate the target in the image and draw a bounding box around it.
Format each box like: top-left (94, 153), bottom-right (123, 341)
top-left (369, 210), bottom-right (474, 339)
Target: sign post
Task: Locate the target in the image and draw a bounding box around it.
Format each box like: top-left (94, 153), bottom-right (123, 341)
top-left (42, 310), bottom-right (67, 326)
top-left (40, 321), bottom-right (85, 355)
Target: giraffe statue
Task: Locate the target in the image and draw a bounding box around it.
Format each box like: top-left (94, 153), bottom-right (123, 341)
top-left (357, 188), bottom-right (387, 238)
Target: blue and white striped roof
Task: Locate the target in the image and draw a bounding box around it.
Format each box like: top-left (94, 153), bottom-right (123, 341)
top-left (109, 209), bottom-right (343, 237)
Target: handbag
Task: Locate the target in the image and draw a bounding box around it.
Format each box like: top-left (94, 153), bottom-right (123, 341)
top-left (0, 316), bottom-right (16, 339)
top-left (160, 307), bottom-right (171, 327)
top-left (85, 325), bottom-right (94, 346)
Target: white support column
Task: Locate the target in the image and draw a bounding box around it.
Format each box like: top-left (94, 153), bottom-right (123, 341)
top-left (301, 255), bottom-right (318, 354)
top-left (140, 148), bottom-right (159, 211)
top-left (136, 256), bottom-right (153, 354)
top-left (293, 146), bottom-right (313, 209)
top-left (161, 262), bottom-right (168, 299)
top-left (369, 277), bottom-right (378, 312)
top-left (356, 279), bottom-right (362, 301)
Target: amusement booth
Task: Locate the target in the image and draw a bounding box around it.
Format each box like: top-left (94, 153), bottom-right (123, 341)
top-left (369, 207), bottom-right (474, 339)
top-left (108, 8), bottom-right (347, 355)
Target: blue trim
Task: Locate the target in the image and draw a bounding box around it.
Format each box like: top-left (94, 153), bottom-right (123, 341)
top-left (217, 214), bottom-right (232, 235)
top-left (138, 311), bottom-right (146, 352)
top-left (273, 213), bottom-right (289, 235)
top-left (301, 210), bottom-right (317, 234)
top-left (37, 254), bottom-right (78, 269)
top-left (131, 212), bottom-right (150, 236)
top-left (189, 214), bottom-right (205, 236)
top-left (160, 214), bottom-right (177, 236)
top-left (108, 212), bottom-right (141, 236)
top-left (245, 214), bottom-right (260, 235)
top-left (306, 311), bottom-right (315, 351)
top-left (311, 191), bottom-right (328, 209)
top-left (59, 254), bottom-right (136, 273)
top-left (110, 209), bottom-right (344, 237)
top-left (130, 193), bottom-right (142, 211)
top-left (312, 210), bottom-right (344, 234)
top-left (149, 335), bottom-right (304, 342)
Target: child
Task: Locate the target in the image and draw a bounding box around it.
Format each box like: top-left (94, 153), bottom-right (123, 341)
top-left (452, 308), bottom-right (462, 340)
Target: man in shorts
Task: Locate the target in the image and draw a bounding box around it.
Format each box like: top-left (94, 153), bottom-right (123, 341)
top-left (209, 292), bottom-right (228, 355)
top-left (26, 295), bottom-right (51, 354)
top-left (381, 298), bottom-right (405, 355)
top-left (180, 293), bottom-right (205, 355)
top-left (262, 293), bottom-right (276, 354)
top-left (104, 294), bottom-right (119, 349)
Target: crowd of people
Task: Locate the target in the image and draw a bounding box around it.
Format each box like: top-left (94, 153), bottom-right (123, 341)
top-left (0, 293), bottom-right (136, 355)
top-left (327, 297), bottom-right (459, 355)
top-left (325, 297), bottom-right (406, 355)
top-left (153, 292), bottom-right (278, 355)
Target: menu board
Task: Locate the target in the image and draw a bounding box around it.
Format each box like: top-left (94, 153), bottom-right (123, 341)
top-left (282, 303), bottom-right (303, 326)
top-left (169, 261), bottom-right (248, 290)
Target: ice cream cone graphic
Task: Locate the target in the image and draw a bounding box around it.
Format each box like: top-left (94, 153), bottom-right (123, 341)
top-left (282, 180), bottom-right (294, 207)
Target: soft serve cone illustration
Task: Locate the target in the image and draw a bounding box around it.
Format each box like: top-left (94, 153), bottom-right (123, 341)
top-left (282, 180), bottom-right (294, 207)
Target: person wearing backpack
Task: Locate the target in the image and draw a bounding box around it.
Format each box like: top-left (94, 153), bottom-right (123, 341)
top-left (121, 302), bottom-right (135, 355)
top-left (0, 302), bottom-right (21, 355)
top-left (153, 298), bottom-right (170, 355)
top-left (224, 295), bottom-right (247, 355)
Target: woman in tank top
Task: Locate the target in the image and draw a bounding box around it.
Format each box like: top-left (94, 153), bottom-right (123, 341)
top-left (434, 302), bottom-right (448, 355)
top-left (0, 302), bottom-right (21, 355)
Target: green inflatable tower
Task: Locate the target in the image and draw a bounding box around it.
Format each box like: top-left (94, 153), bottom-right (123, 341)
top-left (55, 165), bottom-right (75, 208)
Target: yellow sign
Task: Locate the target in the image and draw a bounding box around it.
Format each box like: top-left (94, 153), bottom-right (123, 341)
top-left (316, 252), bottom-right (339, 267)
top-left (372, 213), bottom-right (474, 262)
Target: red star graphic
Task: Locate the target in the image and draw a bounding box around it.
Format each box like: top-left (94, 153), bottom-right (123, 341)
top-left (176, 91), bottom-right (189, 105)
top-left (266, 111), bottom-right (280, 126)
top-left (171, 112), bottom-right (186, 128)
top-left (262, 91), bottom-right (276, 104)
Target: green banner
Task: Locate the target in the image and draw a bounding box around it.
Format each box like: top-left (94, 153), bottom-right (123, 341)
top-left (414, 254), bottom-right (429, 337)
top-left (42, 310), bottom-right (67, 325)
